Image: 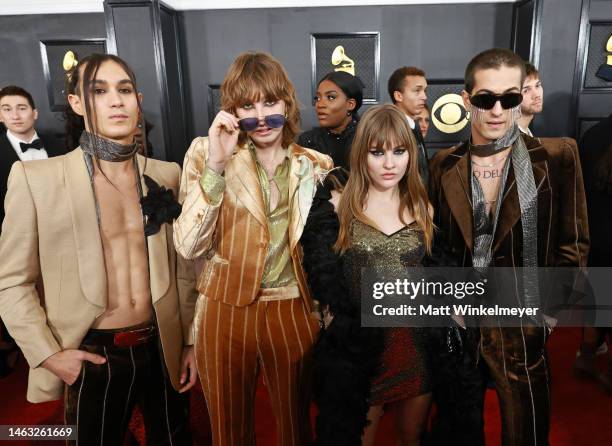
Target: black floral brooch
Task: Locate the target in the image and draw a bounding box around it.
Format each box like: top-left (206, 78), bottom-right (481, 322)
top-left (140, 175), bottom-right (182, 236)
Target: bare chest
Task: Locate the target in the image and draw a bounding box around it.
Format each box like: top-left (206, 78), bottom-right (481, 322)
top-left (471, 164), bottom-right (507, 214)
top-left (93, 177), bottom-right (145, 242)
top-left (364, 203), bottom-right (413, 235)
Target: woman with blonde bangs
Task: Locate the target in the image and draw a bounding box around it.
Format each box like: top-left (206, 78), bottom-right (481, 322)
top-left (174, 51), bottom-right (333, 445)
top-left (302, 104), bottom-right (433, 445)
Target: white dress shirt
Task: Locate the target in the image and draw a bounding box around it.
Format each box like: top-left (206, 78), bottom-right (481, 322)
top-left (519, 125), bottom-right (534, 137)
top-left (406, 115), bottom-right (416, 130)
top-left (6, 130), bottom-right (48, 161)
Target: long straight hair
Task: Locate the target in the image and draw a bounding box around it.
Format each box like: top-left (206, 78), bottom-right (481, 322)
top-left (65, 53), bottom-right (145, 183)
top-left (334, 104), bottom-right (433, 254)
top-left (65, 53), bottom-right (142, 154)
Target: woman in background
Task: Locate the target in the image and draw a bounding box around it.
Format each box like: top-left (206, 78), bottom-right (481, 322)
top-left (302, 104), bottom-right (433, 445)
top-left (298, 71), bottom-right (364, 171)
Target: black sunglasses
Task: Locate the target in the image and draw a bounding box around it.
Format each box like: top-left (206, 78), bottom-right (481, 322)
top-left (238, 114), bottom-right (286, 132)
top-left (469, 92), bottom-right (523, 110)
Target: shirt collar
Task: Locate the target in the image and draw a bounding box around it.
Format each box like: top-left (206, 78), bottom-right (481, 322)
top-left (518, 125), bottom-right (533, 137)
top-left (7, 128), bottom-right (39, 145)
top-left (405, 115), bottom-right (416, 129)
top-left (6, 129), bottom-right (39, 153)
top-left (247, 139), bottom-right (292, 160)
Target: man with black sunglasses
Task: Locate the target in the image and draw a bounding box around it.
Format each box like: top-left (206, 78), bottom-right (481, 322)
top-left (429, 48), bottom-right (589, 446)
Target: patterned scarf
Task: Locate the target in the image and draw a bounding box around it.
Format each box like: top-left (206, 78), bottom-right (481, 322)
top-left (80, 131), bottom-right (138, 162)
top-left (470, 125), bottom-right (539, 309)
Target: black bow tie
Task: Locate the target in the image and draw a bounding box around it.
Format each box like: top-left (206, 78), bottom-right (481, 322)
top-left (20, 139), bottom-right (44, 151)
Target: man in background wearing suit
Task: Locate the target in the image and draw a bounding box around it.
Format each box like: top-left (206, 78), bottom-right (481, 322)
top-left (517, 62), bottom-right (543, 137)
top-left (0, 85), bottom-right (60, 229)
top-left (0, 85), bottom-right (58, 379)
top-left (388, 66), bottom-right (430, 186)
top-left (0, 54), bottom-right (197, 444)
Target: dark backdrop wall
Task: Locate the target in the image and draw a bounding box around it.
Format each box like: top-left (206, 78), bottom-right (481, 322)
top-left (179, 3), bottom-right (513, 140)
top-left (0, 13), bottom-right (106, 147)
top-left (0, 1), bottom-right (596, 157)
top-left (534, 0), bottom-right (583, 138)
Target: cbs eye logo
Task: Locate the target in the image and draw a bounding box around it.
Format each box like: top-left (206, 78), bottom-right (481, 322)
top-left (431, 93), bottom-right (470, 134)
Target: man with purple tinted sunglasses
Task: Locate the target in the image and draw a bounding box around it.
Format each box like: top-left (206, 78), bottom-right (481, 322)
top-left (174, 52), bottom-right (332, 445)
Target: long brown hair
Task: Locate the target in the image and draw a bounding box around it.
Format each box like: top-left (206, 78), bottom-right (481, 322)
top-left (334, 104), bottom-right (433, 254)
top-left (65, 53), bottom-right (145, 185)
top-left (220, 52), bottom-right (300, 148)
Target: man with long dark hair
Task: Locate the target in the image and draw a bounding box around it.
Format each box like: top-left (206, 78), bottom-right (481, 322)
top-left (0, 54), bottom-right (197, 444)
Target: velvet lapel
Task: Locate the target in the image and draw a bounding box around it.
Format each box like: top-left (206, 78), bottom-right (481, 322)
top-left (224, 147), bottom-right (268, 229)
top-left (137, 154), bottom-right (170, 304)
top-left (491, 140), bottom-right (548, 254)
top-left (441, 144), bottom-right (473, 251)
top-left (64, 148), bottom-right (107, 308)
top-left (288, 144), bottom-right (311, 252)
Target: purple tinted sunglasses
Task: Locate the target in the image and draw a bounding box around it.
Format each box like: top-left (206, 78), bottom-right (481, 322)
top-left (238, 114), bottom-right (286, 132)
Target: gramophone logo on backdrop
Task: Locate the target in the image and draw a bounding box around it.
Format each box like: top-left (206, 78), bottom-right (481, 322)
top-left (331, 45), bottom-right (355, 76)
top-left (432, 93), bottom-right (470, 134)
top-left (63, 50), bottom-right (78, 72)
top-left (596, 34), bottom-right (612, 82)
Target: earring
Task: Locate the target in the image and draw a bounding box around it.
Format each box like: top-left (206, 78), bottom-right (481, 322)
top-left (346, 111), bottom-right (352, 116)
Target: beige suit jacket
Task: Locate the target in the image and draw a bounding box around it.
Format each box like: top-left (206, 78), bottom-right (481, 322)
top-left (173, 137), bottom-right (333, 312)
top-left (0, 148), bottom-right (197, 403)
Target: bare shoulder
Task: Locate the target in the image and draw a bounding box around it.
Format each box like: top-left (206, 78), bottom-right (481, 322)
top-left (330, 190), bottom-right (342, 213)
top-left (427, 202), bottom-right (434, 218)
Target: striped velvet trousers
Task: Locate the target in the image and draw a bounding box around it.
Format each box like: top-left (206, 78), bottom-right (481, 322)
top-left (195, 294), bottom-right (320, 446)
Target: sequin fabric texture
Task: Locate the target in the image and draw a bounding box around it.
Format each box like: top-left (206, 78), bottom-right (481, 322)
top-left (343, 220), bottom-right (431, 405)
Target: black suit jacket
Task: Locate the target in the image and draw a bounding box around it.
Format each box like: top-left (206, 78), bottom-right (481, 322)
top-left (412, 125), bottom-right (430, 188)
top-left (1, 132), bottom-right (20, 229)
top-left (0, 131), bottom-right (62, 230)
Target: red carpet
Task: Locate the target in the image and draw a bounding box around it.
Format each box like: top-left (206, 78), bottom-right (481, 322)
top-left (1, 327), bottom-right (611, 445)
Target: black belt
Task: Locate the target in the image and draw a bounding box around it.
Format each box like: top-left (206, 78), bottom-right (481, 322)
top-left (82, 323), bottom-right (156, 348)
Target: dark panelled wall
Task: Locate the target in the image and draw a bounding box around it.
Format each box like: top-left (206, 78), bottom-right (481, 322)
top-left (0, 2), bottom-right (590, 154)
top-left (535, 0), bottom-right (583, 138)
top-left (0, 14), bottom-right (106, 144)
top-left (179, 4), bottom-right (513, 138)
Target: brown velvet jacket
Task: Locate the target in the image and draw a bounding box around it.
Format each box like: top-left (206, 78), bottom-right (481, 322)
top-left (429, 134), bottom-right (589, 268)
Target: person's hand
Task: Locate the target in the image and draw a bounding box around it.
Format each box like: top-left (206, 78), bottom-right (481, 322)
top-left (321, 306), bottom-right (334, 329)
top-left (41, 349), bottom-right (106, 385)
top-left (178, 345), bottom-right (198, 393)
top-left (207, 111), bottom-right (240, 174)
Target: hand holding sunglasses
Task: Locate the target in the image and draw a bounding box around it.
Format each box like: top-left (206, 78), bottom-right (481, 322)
top-left (207, 110), bottom-right (241, 173)
top-left (469, 92), bottom-right (523, 110)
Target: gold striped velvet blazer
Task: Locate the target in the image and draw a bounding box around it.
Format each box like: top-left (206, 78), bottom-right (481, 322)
top-left (174, 137), bottom-right (333, 312)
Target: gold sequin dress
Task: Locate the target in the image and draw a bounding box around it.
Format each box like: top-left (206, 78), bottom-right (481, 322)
top-left (343, 220), bottom-right (432, 405)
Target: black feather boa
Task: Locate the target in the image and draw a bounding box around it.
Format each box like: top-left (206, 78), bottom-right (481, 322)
top-left (301, 176), bottom-right (385, 446)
